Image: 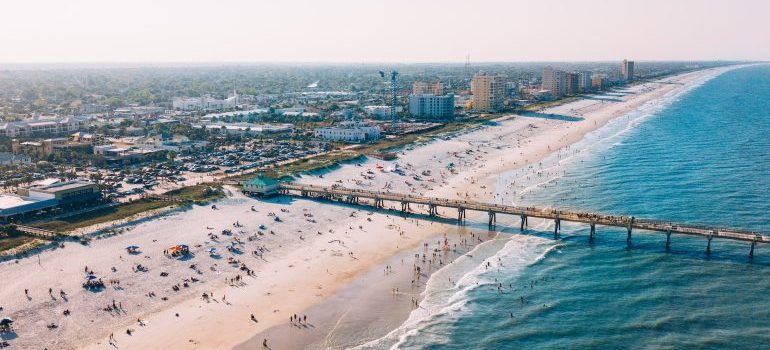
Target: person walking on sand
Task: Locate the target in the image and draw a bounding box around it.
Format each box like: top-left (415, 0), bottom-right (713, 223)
top-left (263, 338), bottom-right (268, 348)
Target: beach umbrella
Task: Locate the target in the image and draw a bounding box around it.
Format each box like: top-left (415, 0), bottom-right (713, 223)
top-left (126, 245), bottom-right (139, 250)
top-left (179, 244), bottom-right (189, 249)
top-left (85, 274), bottom-right (97, 280)
top-left (0, 317), bottom-right (12, 325)
top-left (207, 248), bottom-right (217, 253)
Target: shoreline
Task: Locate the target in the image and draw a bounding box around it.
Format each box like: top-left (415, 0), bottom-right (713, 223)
top-left (234, 65), bottom-right (742, 349)
top-left (231, 68), bottom-right (734, 349)
top-left (0, 66), bottom-right (737, 350)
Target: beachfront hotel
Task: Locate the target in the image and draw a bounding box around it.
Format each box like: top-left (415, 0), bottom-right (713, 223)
top-left (622, 59), bottom-right (635, 81)
top-left (408, 94), bottom-right (455, 119)
top-left (313, 119), bottom-right (381, 143)
top-left (542, 66), bottom-right (568, 97)
top-left (471, 73), bottom-right (506, 112)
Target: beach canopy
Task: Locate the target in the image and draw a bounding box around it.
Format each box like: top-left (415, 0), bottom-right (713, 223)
top-left (85, 274), bottom-right (97, 280)
top-left (126, 245), bottom-right (140, 250)
top-left (168, 244), bottom-right (190, 254)
top-left (0, 317), bottom-right (12, 325)
top-left (207, 248), bottom-right (217, 253)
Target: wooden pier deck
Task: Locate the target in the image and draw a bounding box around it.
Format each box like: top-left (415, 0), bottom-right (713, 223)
top-left (277, 182), bottom-right (768, 257)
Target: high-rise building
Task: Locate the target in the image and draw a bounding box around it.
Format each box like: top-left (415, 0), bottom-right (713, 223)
top-left (578, 71), bottom-right (593, 92)
top-left (471, 73), bottom-right (505, 112)
top-left (592, 75), bottom-right (606, 90)
top-left (408, 94), bottom-right (455, 119)
top-left (412, 81), bottom-right (444, 95)
top-left (622, 59), bottom-right (635, 81)
top-left (565, 72), bottom-right (580, 95)
top-left (542, 66), bottom-right (567, 97)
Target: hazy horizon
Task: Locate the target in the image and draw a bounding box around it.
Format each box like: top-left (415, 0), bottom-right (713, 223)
top-left (2, 0), bottom-right (769, 63)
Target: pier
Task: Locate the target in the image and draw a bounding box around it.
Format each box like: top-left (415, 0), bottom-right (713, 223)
top-left (276, 183), bottom-right (768, 257)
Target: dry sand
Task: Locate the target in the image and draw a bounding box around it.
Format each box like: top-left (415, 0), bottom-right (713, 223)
top-left (0, 67), bottom-right (733, 350)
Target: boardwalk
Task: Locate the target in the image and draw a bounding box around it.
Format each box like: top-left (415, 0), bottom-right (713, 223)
top-left (278, 182), bottom-right (768, 257)
top-left (15, 225), bottom-right (59, 239)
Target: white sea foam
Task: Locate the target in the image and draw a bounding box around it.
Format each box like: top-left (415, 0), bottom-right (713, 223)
top-left (354, 233), bottom-right (557, 350)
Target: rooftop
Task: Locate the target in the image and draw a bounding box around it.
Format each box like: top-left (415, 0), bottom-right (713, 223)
top-left (0, 194), bottom-right (41, 210)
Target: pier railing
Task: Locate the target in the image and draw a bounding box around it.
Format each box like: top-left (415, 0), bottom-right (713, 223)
top-left (276, 182), bottom-right (767, 257)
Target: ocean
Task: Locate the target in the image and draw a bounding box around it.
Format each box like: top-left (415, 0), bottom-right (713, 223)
top-left (364, 64), bottom-right (770, 349)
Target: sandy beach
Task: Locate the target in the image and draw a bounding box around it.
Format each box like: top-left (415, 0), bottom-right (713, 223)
top-left (0, 66), bottom-right (734, 350)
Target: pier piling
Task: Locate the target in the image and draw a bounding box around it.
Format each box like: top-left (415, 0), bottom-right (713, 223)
top-left (488, 211), bottom-right (496, 229)
top-left (627, 217), bottom-right (635, 248)
top-left (520, 215), bottom-right (527, 232)
top-left (706, 232), bottom-right (713, 255)
top-left (665, 229), bottom-right (672, 250)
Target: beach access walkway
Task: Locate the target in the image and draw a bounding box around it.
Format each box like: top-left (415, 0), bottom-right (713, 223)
top-left (276, 182), bottom-right (768, 258)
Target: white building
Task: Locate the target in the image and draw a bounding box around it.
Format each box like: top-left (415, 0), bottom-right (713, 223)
top-left (172, 90), bottom-right (239, 111)
top-left (0, 116), bottom-right (87, 138)
top-left (578, 71), bottom-right (593, 92)
top-left (364, 105), bottom-right (393, 118)
top-left (408, 94), bottom-right (454, 119)
top-left (314, 120), bottom-right (380, 143)
top-left (0, 152), bottom-right (31, 165)
top-left (192, 122), bottom-right (293, 136)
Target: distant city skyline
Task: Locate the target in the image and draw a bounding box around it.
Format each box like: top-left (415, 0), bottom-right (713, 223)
top-left (1, 0), bottom-right (769, 63)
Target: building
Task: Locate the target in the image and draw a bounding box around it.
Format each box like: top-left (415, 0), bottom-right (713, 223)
top-left (578, 71), bottom-right (593, 92)
top-left (408, 94), bottom-right (455, 119)
top-left (622, 59), bottom-right (635, 81)
top-left (93, 144), bottom-right (166, 163)
top-left (0, 152), bottom-right (31, 165)
top-left (412, 81), bottom-right (444, 95)
top-left (471, 73), bottom-right (505, 112)
top-left (192, 122), bottom-right (293, 136)
top-left (0, 116), bottom-right (86, 138)
top-left (592, 75), bottom-right (607, 90)
top-left (314, 120), bottom-right (380, 143)
top-left (11, 137), bottom-right (92, 159)
top-left (542, 67), bottom-right (568, 97)
top-left (241, 175), bottom-right (284, 197)
top-left (18, 180), bottom-right (101, 206)
top-left (172, 90), bottom-right (239, 111)
top-left (565, 72), bottom-right (580, 95)
top-left (1, 179), bottom-right (101, 222)
top-left (363, 106), bottom-right (394, 119)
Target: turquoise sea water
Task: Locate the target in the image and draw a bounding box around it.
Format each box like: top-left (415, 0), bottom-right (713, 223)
top-left (368, 65), bottom-right (770, 349)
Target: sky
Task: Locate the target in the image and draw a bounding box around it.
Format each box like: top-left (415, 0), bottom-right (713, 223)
top-left (1, 0), bottom-right (768, 63)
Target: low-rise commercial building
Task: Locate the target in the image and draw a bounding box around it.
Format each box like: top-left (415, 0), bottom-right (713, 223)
top-left (241, 175), bottom-right (284, 196)
top-left (0, 116), bottom-right (87, 138)
top-left (314, 120), bottom-right (380, 143)
top-left (173, 91), bottom-right (239, 111)
top-left (0, 179), bottom-right (101, 222)
top-left (192, 122), bottom-right (293, 136)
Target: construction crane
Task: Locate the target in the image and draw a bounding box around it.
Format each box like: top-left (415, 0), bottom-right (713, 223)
top-left (379, 70), bottom-right (398, 124)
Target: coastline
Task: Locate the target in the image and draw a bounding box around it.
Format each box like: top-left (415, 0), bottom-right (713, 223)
top-left (0, 66), bottom-right (738, 350)
top-left (234, 65), bottom-right (743, 349)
